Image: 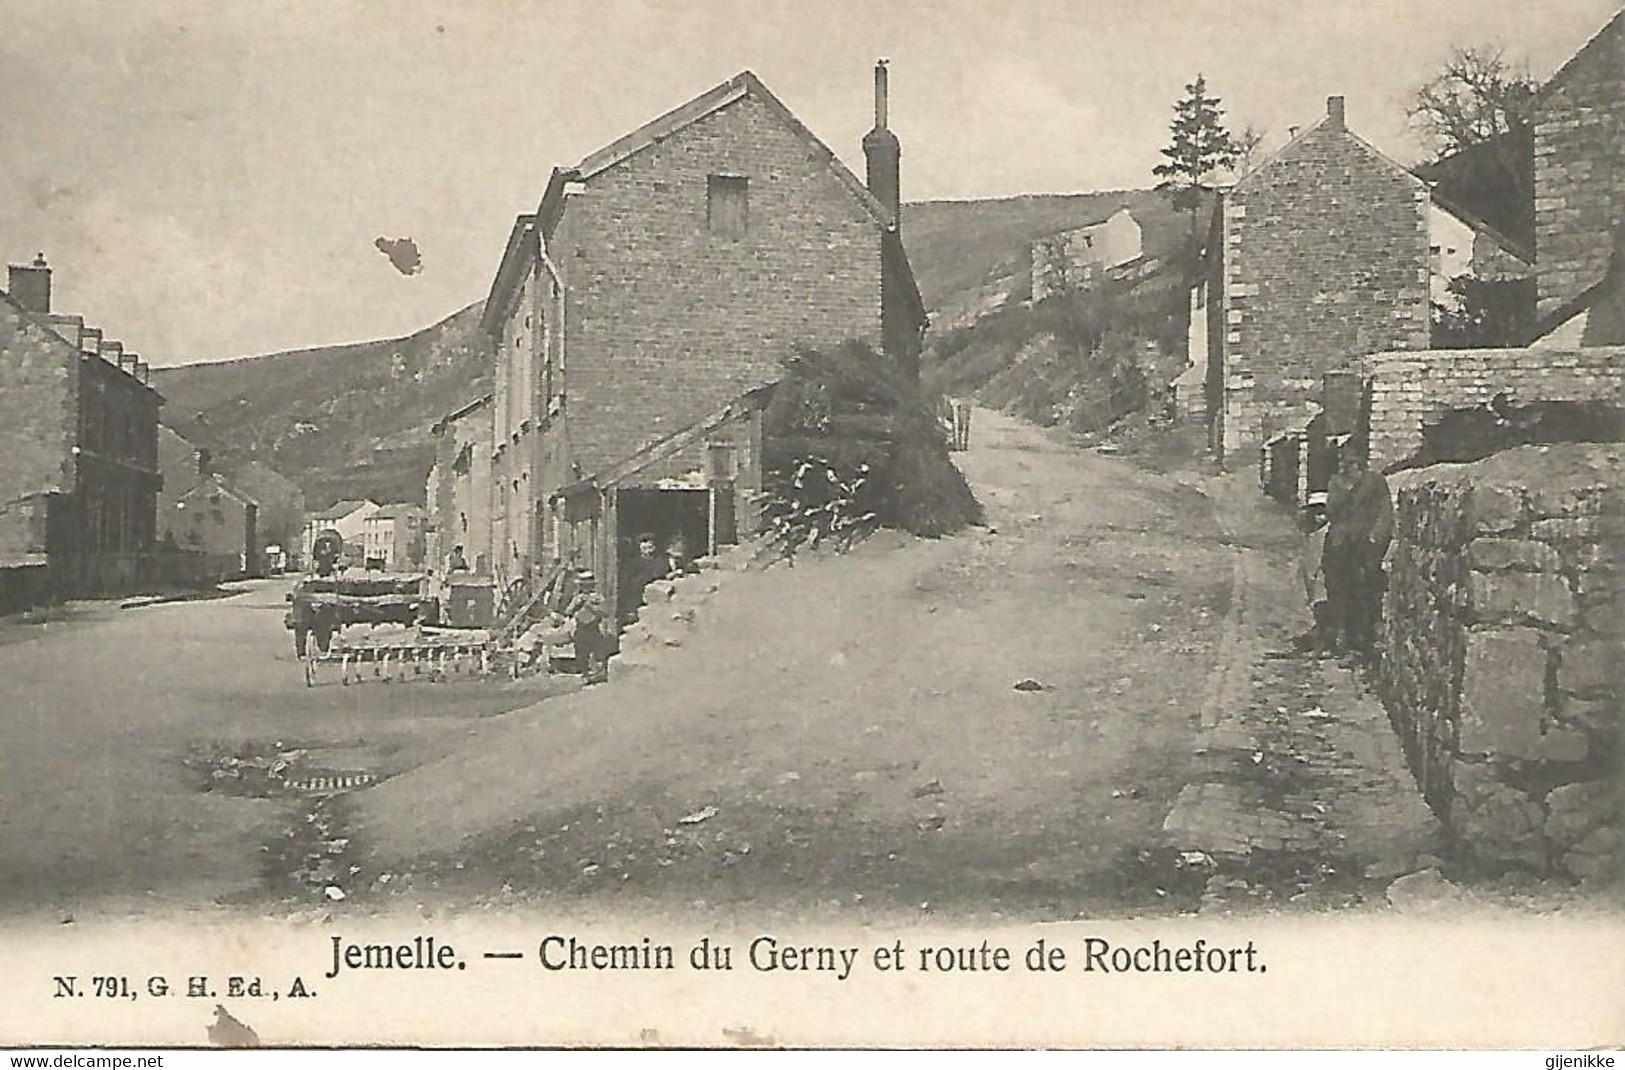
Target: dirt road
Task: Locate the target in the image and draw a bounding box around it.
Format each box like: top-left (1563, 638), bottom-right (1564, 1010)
top-left (0, 580), bottom-right (566, 919)
top-left (351, 411), bottom-right (1249, 920)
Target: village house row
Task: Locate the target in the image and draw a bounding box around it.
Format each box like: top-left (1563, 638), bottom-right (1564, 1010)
top-left (424, 63), bottom-right (927, 624)
top-left (0, 256), bottom-right (310, 611)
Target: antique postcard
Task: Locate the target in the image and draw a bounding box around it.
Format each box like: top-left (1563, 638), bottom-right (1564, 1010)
top-left (0, 0), bottom-right (1621, 1051)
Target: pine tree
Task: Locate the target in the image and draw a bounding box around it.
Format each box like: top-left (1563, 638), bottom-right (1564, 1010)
top-left (1153, 75), bottom-right (1240, 257)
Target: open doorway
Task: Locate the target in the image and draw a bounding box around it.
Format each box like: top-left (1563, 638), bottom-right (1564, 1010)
top-left (614, 488), bottom-right (710, 622)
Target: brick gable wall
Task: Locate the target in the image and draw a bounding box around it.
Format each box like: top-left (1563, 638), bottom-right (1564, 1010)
top-left (1535, 13), bottom-right (1625, 317)
top-left (554, 92), bottom-right (885, 479)
top-left (1363, 345), bottom-right (1625, 471)
top-left (1219, 123), bottom-right (1431, 455)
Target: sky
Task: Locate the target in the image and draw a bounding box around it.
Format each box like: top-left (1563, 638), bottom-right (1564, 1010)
top-left (1, 0), bottom-right (1618, 366)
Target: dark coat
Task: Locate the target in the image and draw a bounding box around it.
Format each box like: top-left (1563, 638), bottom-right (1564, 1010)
top-left (1326, 468), bottom-right (1393, 556)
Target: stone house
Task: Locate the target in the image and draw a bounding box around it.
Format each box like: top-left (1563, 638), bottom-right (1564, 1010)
top-left (1204, 96), bottom-right (1535, 461)
top-left (0, 256), bottom-right (162, 611)
top-left (361, 503), bottom-right (425, 572)
top-left (425, 394), bottom-right (493, 577)
top-left (157, 425), bottom-right (300, 575)
top-left (473, 63), bottom-right (926, 610)
top-left (1533, 6), bottom-right (1625, 322)
top-left (1030, 207), bottom-right (1144, 303)
top-left (301, 499), bottom-right (379, 567)
top-left (170, 473), bottom-right (258, 579)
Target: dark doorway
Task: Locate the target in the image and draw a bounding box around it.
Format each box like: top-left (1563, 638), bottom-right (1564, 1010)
top-left (614, 488), bottom-right (711, 621)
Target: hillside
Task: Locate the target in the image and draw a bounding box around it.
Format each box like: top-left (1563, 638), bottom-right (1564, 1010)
top-left (153, 189), bottom-right (1198, 511)
top-left (152, 302), bottom-right (489, 511)
top-left (903, 189), bottom-right (1191, 327)
top-left (913, 189), bottom-right (1200, 434)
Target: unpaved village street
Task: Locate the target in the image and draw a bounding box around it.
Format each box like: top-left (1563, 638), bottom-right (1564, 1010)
top-left (0, 581), bottom-right (569, 920)
top-left (348, 411), bottom-right (1282, 920)
top-left (0, 410), bottom-right (1433, 922)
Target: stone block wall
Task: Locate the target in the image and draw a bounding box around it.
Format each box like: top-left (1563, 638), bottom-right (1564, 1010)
top-left (1217, 106), bottom-right (1431, 457)
top-left (1378, 444), bottom-right (1622, 880)
top-left (1363, 346), bottom-right (1625, 471)
top-left (557, 90), bottom-right (885, 481)
top-left (1534, 10), bottom-right (1625, 317)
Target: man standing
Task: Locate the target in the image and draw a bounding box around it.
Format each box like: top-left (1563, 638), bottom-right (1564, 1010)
top-left (1321, 449), bottom-right (1393, 658)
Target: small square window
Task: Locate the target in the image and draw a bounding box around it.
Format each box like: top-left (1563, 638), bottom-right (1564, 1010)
top-left (708, 175), bottom-right (749, 239)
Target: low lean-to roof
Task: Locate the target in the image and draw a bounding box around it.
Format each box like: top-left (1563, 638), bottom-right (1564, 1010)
top-left (432, 393), bottom-right (493, 434)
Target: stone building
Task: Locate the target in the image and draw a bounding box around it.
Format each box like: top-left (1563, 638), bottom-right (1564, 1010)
top-left (169, 474), bottom-right (258, 579)
top-left (425, 394), bottom-right (494, 577)
top-left (474, 63), bottom-right (926, 609)
top-left (1030, 207), bottom-right (1143, 303)
top-left (1205, 97), bottom-right (1535, 461)
top-left (0, 256), bottom-right (162, 610)
top-left (1533, 6), bottom-right (1625, 320)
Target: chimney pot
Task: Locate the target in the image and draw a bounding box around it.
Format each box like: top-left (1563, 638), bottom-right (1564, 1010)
top-left (874, 59), bottom-right (889, 130)
top-left (1327, 95), bottom-right (1346, 130)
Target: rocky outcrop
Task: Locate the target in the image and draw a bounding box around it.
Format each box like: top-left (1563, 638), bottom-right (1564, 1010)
top-left (1378, 444), bottom-right (1622, 881)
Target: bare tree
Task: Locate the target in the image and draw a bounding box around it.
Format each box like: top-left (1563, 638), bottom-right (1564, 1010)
top-left (1408, 45), bottom-right (1538, 159)
top-left (1229, 124), bottom-right (1268, 179)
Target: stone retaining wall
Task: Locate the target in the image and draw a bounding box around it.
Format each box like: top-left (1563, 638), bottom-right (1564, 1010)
top-left (1377, 444), bottom-right (1621, 881)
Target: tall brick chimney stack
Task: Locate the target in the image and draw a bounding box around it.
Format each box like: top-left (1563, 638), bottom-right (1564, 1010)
top-left (862, 60), bottom-right (902, 230)
top-left (7, 254), bottom-right (52, 315)
top-left (1327, 95), bottom-right (1347, 132)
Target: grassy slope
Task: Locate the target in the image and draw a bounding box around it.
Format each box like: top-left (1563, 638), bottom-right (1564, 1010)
top-left (903, 189), bottom-right (1190, 308)
top-left (152, 302), bottom-right (488, 511)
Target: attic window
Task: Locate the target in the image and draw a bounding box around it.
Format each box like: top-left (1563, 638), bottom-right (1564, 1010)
top-left (708, 175), bottom-right (749, 240)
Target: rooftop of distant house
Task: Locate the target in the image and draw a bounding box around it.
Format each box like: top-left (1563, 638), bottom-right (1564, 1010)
top-left (310, 499), bottom-right (373, 521)
top-left (369, 503), bottom-right (424, 520)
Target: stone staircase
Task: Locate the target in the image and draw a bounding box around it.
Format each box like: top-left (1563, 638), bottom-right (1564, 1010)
top-left (612, 541), bottom-right (762, 668)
